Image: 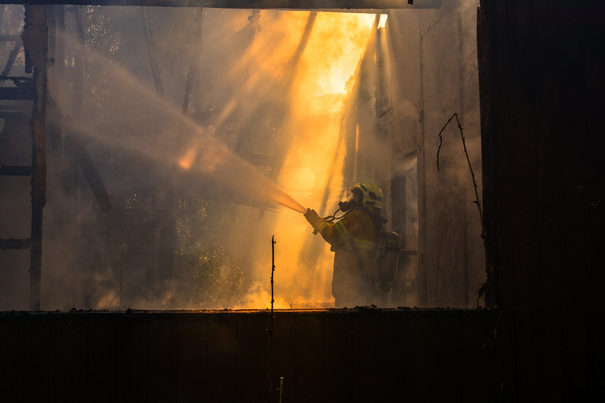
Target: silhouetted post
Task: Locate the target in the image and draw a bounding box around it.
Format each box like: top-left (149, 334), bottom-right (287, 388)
top-left (22, 5), bottom-right (48, 310)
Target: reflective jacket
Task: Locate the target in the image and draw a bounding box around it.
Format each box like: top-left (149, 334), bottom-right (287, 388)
top-left (316, 209), bottom-right (379, 306)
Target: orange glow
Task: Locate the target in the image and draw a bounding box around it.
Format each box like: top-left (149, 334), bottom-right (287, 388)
top-left (178, 146), bottom-right (198, 170)
top-left (296, 13), bottom-right (375, 97)
top-left (223, 11), bottom-right (375, 308)
top-left (235, 283), bottom-right (292, 309)
top-left (248, 12), bottom-right (375, 308)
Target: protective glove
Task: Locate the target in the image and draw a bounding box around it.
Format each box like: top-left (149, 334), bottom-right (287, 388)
top-left (304, 208), bottom-right (322, 230)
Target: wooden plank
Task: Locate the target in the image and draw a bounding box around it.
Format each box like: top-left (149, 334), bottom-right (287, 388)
top-left (22, 317), bottom-right (54, 401)
top-left (234, 313), bottom-right (268, 402)
top-left (458, 312), bottom-right (498, 402)
top-left (117, 315), bottom-right (149, 402)
top-left (0, 310), bottom-right (499, 402)
top-left (85, 317), bottom-right (120, 402)
top-left (593, 313), bottom-right (605, 401)
top-left (53, 315), bottom-right (87, 402)
top-left (146, 316), bottom-right (179, 403)
top-left (538, 311), bottom-right (568, 401)
top-left (176, 316), bottom-right (208, 402)
top-left (269, 312), bottom-right (296, 402)
top-left (373, 312), bottom-right (407, 401)
top-left (351, 312), bottom-right (379, 402)
top-left (0, 317), bottom-right (26, 401)
top-left (322, 313), bottom-right (355, 402)
top-left (203, 314), bottom-right (241, 400)
top-left (292, 313), bottom-right (324, 402)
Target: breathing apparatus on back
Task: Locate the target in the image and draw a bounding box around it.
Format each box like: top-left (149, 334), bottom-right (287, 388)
top-left (334, 183), bottom-right (400, 295)
top-left (304, 182), bottom-right (401, 301)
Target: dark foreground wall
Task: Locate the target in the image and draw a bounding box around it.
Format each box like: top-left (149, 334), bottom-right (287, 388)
top-left (0, 309), bottom-right (497, 403)
top-left (478, 0), bottom-right (605, 402)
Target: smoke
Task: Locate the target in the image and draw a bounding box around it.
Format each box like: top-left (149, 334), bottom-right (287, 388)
top-left (31, 7), bottom-right (376, 310)
top-left (387, 0), bottom-right (484, 307)
top-left (0, 2), bottom-right (483, 310)
top-left (49, 31), bottom-right (306, 215)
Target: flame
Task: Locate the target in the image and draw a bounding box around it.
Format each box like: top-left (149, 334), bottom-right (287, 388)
top-left (251, 12), bottom-right (375, 308)
top-left (296, 13), bottom-right (375, 97)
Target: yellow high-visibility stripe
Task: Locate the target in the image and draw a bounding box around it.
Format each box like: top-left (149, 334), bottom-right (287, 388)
top-left (317, 221), bottom-right (329, 232)
top-left (334, 221), bottom-right (353, 251)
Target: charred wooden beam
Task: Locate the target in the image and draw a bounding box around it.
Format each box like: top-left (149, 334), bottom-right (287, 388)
top-left (0, 238), bottom-right (31, 249)
top-left (22, 5), bottom-right (48, 311)
top-left (72, 142), bottom-right (112, 212)
top-left (288, 11), bottom-right (316, 70)
top-left (0, 165), bottom-right (33, 175)
top-left (141, 7), bottom-right (164, 95)
top-left (0, 0), bottom-right (442, 9)
top-left (0, 86), bottom-right (35, 100)
top-left (182, 8), bottom-right (203, 114)
top-left (45, 107), bottom-right (112, 212)
top-left (1, 40), bottom-right (22, 76)
top-left (477, 4), bottom-right (496, 307)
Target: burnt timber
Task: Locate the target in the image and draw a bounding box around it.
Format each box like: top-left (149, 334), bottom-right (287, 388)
top-left (2, 0), bottom-right (443, 9)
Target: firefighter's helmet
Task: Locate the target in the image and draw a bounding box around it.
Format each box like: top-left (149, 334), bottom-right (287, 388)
top-left (356, 183), bottom-right (383, 210)
top-left (340, 183), bottom-right (383, 211)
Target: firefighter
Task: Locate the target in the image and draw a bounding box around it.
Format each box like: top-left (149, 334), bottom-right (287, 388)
top-left (304, 183), bottom-right (386, 307)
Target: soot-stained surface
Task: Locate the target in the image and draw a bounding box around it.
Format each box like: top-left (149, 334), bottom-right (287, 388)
top-left (0, 309), bottom-right (498, 402)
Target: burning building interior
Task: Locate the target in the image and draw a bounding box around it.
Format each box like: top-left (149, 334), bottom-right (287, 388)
top-left (0, 0), bottom-right (602, 402)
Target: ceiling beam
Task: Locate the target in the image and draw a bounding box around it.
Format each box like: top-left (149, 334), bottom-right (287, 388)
top-left (0, 0), bottom-right (441, 10)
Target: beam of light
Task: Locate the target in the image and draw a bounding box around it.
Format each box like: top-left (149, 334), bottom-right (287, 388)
top-left (244, 11), bottom-right (375, 308)
top-left (378, 13), bottom-right (388, 29)
top-left (51, 29), bottom-right (307, 216)
top-left (51, 10), bottom-right (375, 310)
